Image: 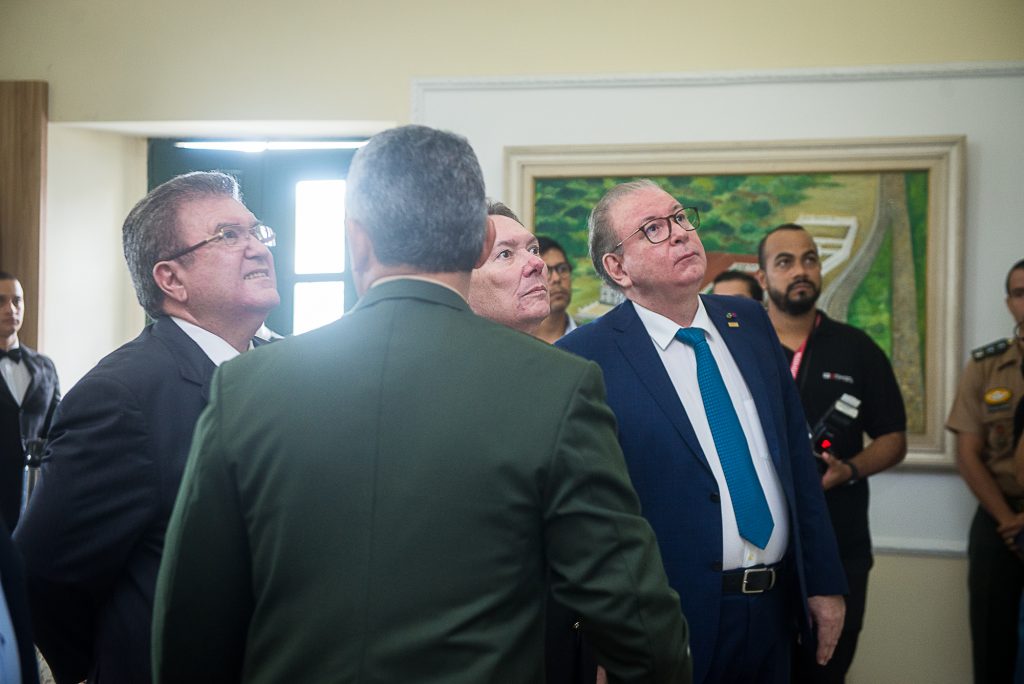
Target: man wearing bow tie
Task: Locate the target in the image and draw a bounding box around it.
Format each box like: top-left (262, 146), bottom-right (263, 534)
top-left (15, 171), bottom-right (279, 684)
top-left (0, 271), bottom-right (60, 529)
top-left (556, 180), bottom-right (847, 684)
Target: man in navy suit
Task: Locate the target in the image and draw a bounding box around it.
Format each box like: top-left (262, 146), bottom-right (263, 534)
top-left (14, 171), bottom-right (279, 684)
top-left (0, 271), bottom-right (60, 529)
top-left (557, 180), bottom-right (847, 684)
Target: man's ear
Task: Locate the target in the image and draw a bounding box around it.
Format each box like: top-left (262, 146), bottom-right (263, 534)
top-left (346, 218), bottom-right (371, 273)
top-left (152, 262), bottom-right (187, 305)
top-left (474, 217), bottom-right (496, 270)
top-left (756, 268), bottom-right (768, 290)
top-left (602, 251), bottom-right (631, 290)
top-left (346, 218), bottom-right (379, 296)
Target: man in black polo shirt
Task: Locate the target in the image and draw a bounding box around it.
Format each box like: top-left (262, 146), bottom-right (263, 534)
top-left (757, 224), bottom-right (907, 683)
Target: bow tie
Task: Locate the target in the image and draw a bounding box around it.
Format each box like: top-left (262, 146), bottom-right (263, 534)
top-left (0, 348), bottom-right (22, 363)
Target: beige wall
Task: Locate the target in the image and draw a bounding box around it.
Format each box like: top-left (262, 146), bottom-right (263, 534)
top-left (42, 126), bottom-right (146, 388)
top-left (1, 0), bottom-right (1022, 124)
top-left (850, 553), bottom-right (970, 683)
top-left (0, 0), bottom-right (1014, 680)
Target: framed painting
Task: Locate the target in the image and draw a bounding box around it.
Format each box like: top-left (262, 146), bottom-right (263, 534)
top-left (505, 137), bottom-right (965, 465)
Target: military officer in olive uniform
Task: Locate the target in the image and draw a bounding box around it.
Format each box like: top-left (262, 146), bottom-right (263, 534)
top-left (947, 257), bottom-right (1024, 683)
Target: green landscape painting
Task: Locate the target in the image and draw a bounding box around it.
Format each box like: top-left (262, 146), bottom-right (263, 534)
top-left (533, 171), bottom-right (929, 432)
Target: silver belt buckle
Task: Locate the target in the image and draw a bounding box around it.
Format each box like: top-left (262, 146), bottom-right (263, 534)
top-left (741, 567), bottom-right (776, 594)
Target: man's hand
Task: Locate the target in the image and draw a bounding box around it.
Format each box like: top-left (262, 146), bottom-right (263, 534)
top-left (818, 451), bottom-right (853, 491)
top-left (807, 594), bottom-right (845, 665)
top-left (997, 511), bottom-right (1024, 551)
top-left (595, 665), bottom-right (607, 684)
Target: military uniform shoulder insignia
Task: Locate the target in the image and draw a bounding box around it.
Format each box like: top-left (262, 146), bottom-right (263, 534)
top-left (972, 338), bottom-right (1011, 361)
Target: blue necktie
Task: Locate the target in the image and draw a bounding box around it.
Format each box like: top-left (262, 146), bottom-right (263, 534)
top-left (675, 327), bottom-right (774, 549)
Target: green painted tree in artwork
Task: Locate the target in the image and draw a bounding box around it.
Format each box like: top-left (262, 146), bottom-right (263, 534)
top-left (534, 173), bottom-right (836, 260)
top-left (534, 173), bottom-right (842, 312)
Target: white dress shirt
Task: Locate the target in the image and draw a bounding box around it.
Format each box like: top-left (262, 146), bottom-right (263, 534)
top-left (0, 347), bottom-right (30, 405)
top-left (171, 318), bottom-right (250, 366)
top-left (634, 300), bottom-right (789, 569)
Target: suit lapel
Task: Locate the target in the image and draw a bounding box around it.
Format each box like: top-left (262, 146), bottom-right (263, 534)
top-left (152, 318), bottom-right (219, 402)
top-left (0, 373), bottom-right (16, 407)
top-left (19, 348), bottom-right (41, 406)
top-left (702, 295), bottom-right (784, 463)
top-left (609, 302), bottom-right (712, 473)
top-left (355, 278), bottom-right (471, 314)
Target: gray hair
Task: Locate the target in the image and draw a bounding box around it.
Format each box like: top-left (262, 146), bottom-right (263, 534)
top-left (122, 171), bottom-right (241, 319)
top-left (346, 125), bottom-right (486, 272)
top-left (486, 199), bottom-right (522, 225)
top-left (588, 179), bottom-right (660, 288)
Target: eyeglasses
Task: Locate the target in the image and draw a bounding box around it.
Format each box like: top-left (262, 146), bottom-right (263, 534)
top-left (613, 207), bottom-right (700, 250)
top-left (157, 223), bottom-right (276, 263)
top-left (547, 263), bottom-right (572, 278)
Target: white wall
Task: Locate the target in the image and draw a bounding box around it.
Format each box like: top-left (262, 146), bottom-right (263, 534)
top-left (43, 125), bottom-right (147, 390)
top-left (414, 63), bottom-right (1024, 555)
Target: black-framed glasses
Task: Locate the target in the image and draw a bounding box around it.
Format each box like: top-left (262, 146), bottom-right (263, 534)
top-left (547, 263), bottom-right (572, 278)
top-left (157, 223), bottom-right (276, 263)
top-left (613, 207), bottom-right (700, 250)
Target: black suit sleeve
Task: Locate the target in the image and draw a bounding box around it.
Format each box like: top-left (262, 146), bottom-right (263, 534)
top-left (14, 373), bottom-right (157, 683)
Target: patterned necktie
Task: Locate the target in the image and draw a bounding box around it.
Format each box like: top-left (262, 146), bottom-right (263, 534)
top-left (0, 348), bottom-right (21, 363)
top-left (675, 327), bottom-right (774, 549)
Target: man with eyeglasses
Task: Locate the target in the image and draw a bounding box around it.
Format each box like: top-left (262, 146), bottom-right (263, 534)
top-left (535, 236), bottom-right (578, 344)
top-left (151, 127), bottom-right (690, 684)
top-left (556, 179), bottom-right (846, 684)
top-left (15, 171), bottom-right (279, 684)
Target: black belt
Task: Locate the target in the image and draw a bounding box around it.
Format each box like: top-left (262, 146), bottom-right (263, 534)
top-left (722, 564), bottom-right (781, 594)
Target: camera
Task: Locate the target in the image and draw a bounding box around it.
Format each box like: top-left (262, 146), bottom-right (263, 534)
top-left (809, 393), bottom-right (861, 469)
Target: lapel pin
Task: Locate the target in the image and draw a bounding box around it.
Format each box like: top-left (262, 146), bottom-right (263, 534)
top-left (726, 312), bottom-right (740, 328)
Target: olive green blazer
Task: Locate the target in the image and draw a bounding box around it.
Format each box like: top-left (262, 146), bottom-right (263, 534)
top-left (153, 278), bottom-right (690, 684)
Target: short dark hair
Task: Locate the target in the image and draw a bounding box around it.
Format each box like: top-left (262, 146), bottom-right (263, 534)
top-left (486, 200), bottom-right (522, 224)
top-left (1007, 259), bottom-right (1024, 295)
top-left (0, 271), bottom-right (16, 282)
top-left (537, 235), bottom-right (567, 259)
top-left (346, 125), bottom-right (486, 273)
top-left (757, 223), bottom-right (807, 269)
top-left (712, 270), bottom-right (763, 300)
top-left (122, 171), bottom-right (241, 319)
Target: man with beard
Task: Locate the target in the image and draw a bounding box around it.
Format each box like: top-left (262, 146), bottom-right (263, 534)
top-left (756, 223), bottom-right (907, 683)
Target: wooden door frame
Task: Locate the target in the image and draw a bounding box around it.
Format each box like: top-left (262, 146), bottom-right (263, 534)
top-left (0, 81), bottom-right (48, 349)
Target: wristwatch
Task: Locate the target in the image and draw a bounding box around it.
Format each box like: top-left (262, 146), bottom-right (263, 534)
top-left (844, 460), bottom-right (861, 485)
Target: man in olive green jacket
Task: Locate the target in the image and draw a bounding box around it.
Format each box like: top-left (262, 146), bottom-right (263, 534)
top-left (152, 125), bottom-right (691, 684)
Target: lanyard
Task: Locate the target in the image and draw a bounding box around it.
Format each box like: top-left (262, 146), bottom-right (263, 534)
top-left (789, 313), bottom-right (821, 380)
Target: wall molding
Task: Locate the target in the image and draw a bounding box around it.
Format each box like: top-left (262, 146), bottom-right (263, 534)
top-left (412, 61), bottom-right (1024, 122)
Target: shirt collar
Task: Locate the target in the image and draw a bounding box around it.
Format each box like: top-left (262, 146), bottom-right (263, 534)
top-left (170, 317), bottom-right (249, 367)
top-left (371, 275), bottom-right (468, 303)
top-left (633, 298), bottom-right (715, 351)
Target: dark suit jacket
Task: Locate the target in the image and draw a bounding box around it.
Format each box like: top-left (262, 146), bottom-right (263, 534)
top-left (13, 317), bottom-right (217, 684)
top-left (0, 521), bottom-right (40, 684)
top-left (557, 295), bottom-right (846, 684)
top-left (153, 278), bottom-right (690, 684)
top-left (0, 346), bottom-right (60, 528)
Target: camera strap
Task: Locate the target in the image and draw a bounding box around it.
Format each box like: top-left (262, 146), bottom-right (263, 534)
top-left (788, 312), bottom-right (821, 380)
